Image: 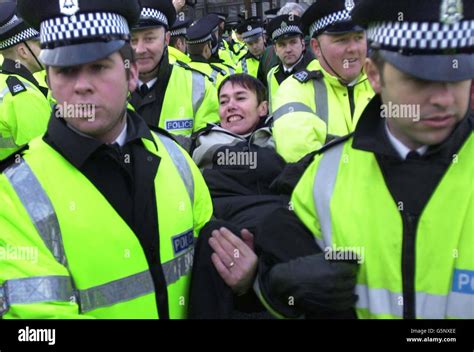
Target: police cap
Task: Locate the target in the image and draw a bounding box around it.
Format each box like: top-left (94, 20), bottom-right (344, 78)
top-left (134, 0), bottom-right (176, 31)
top-left (301, 0), bottom-right (364, 38)
top-left (241, 18), bottom-right (264, 43)
top-left (186, 14), bottom-right (219, 45)
top-left (17, 0), bottom-right (141, 67)
top-left (267, 15), bottom-right (303, 42)
top-left (353, 0), bottom-right (474, 81)
top-left (170, 15), bottom-right (191, 38)
top-left (0, 2), bottom-right (39, 50)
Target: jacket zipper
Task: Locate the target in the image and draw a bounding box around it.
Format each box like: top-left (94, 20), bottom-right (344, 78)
top-left (401, 212), bottom-right (418, 319)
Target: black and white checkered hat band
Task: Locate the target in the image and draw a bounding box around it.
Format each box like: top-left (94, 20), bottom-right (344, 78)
top-left (171, 28), bottom-right (187, 37)
top-left (0, 28), bottom-right (39, 50)
top-left (40, 12), bottom-right (129, 47)
top-left (187, 34), bottom-right (212, 45)
top-left (272, 25), bottom-right (302, 40)
top-left (140, 8), bottom-right (169, 27)
top-left (368, 21), bottom-right (474, 51)
top-left (309, 10), bottom-right (351, 37)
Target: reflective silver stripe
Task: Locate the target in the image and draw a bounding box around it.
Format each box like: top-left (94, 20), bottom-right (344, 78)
top-left (241, 59), bottom-right (248, 73)
top-left (228, 67), bottom-right (235, 75)
top-left (4, 159), bottom-right (68, 266)
top-left (210, 69), bottom-right (219, 85)
top-left (78, 270), bottom-right (155, 313)
top-left (156, 134), bottom-right (194, 205)
top-left (0, 87), bottom-right (9, 103)
top-left (191, 71), bottom-right (206, 116)
top-left (356, 285), bottom-right (403, 318)
top-left (0, 276), bottom-right (74, 311)
top-left (356, 284), bottom-right (474, 319)
top-left (272, 102), bottom-right (314, 121)
top-left (313, 143), bottom-right (344, 249)
top-left (0, 80), bottom-right (35, 103)
top-left (313, 78), bottom-right (329, 126)
top-left (162, 246), bottom-right (194, 286)
top-left (0, 135), bottom-right (18, 148)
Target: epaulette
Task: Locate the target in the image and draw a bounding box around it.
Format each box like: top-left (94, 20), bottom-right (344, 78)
top-left (0, 145), bottom-right (29, 173)
top-left (209, 64), bottom-right (227, 76)
top-left (175, 61), bottom-right (214, 82)
top-left (148, 125), bottom-right (180, 141)
top-left (293, 69), bottom-right (323, 84)
top-left (317, 133), bottom-right (353, 155)
top-left (6, 76), bottom-right (27, 96)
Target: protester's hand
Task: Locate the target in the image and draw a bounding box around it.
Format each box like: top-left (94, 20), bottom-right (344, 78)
top-left (172, 0), bottom-right (185, 12)
top-left (268, 252), bottom-right (358, 312)
top-left (209, 227), bottom-right (257, 296)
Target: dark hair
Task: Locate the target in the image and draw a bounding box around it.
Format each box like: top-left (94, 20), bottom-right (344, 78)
top-left (169, 35), bottom-right (184, 48)
top-left (218, 73), bottom-right (267, 105)
top-left (187, 41), bottom-right (210, 56)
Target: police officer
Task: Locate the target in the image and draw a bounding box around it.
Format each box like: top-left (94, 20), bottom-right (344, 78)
top-left (130, 0), bottom-right (219, 136)
top-left (187, 14), bottom-right (235, 88)
top-left (255, 0), bottom-right (474, 319)
top-left (0, 2), bottom-right (50, 161)
top-left (0, 0), bottom-right (213, 319)
top-left (271, 0), bottom-right (375, 162)
top-left (168, 15), bottom-right (191, 64)
top-left (236, 18), bottom-right (266, 79)
top-left (208, 12), bottom-right (236, 69)
top-left (266, 14), bottom-right (313, 111)
top-left (229, 19), bottom-right (248, 63)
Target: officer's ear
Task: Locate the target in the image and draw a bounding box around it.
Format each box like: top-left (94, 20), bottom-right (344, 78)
top-left (16, 43), bottom-right (29, 61)
top-left (127, 62), bottom-right (139, 93)
top-left (365, 58), bottom-right (382, 94)
top-left (165, 31), bottom-right (171, 46)
top-left (310, 37), bottom-right (321, 60)
top-left (45, 67), bottom-right (51, 88)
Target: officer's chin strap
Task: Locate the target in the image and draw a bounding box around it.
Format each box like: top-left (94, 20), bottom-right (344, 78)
top-left (316, 37), bottom-right (350, 86)
top-left (24, 41), bottom-right (44, 72)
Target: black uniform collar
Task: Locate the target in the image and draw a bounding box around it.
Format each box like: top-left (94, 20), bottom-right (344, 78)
top-left (43, 109), bottom-right (155, 169)
top-left (1, 58), bottom-right (41, 89)
top-left (243, 51), bottom-right (260, 61)
top-left (189, 54), bottom-right (209, 63)
top-left (353, 95), bottom-right (474, 159)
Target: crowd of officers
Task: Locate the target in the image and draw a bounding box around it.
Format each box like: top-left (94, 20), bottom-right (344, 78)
top-left (0, 0), bottom-right (473, 320)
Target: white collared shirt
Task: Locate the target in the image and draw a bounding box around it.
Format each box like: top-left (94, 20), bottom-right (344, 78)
top-left (112, 122), bottom-right (128, 147)
top-left (138, 77), bottom-right (158, 90)
top-left (385, 122), bottom-right (428, 160)
top-left (283, 55), bottom-right (304, 74)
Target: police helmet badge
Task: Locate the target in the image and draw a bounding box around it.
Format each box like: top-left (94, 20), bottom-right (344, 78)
top-left (345, 0), bottom-right (355, 12)
top-left (440, 0), bottom-right (464, 24)
top-left (60, 0), bottom-right (80, 16)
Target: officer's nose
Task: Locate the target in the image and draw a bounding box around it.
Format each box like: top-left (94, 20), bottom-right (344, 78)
top-left (134, 38), bottom-right (147, 55)
top-left (428, 83), bottom-right (456, 109)
top-left (73, 69), bottom-right (93, 95)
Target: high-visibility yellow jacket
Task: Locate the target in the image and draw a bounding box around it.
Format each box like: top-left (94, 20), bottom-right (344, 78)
top-left (0, 62), bottom-right (51, 160)
top-left (290, 122), bottom-right (473, 319)
top-left (168, 46), bottom-right (191, 65)
top-left (271, 59), bottom-right (374, 162)
top-left (0, 130), bottom-right (213, 319)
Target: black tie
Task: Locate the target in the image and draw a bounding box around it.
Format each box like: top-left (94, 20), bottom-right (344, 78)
top-left (406, 150), bottom-right (421, 160)
top-left (139, 84), bottom-right (150, 97)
